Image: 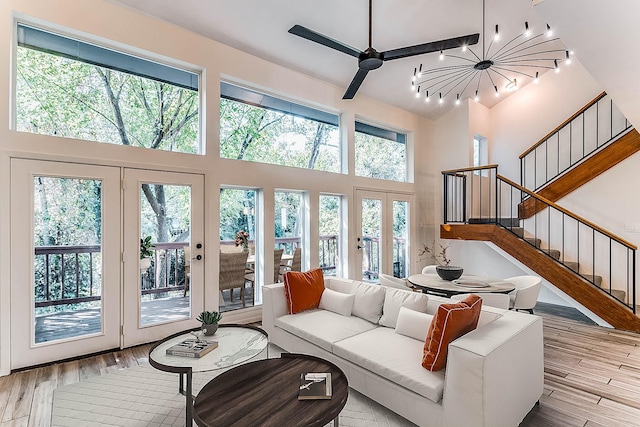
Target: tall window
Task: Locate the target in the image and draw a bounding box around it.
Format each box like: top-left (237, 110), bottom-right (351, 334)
top-left (220, 82), bottom-right (340, 172)
top-left (16, 24), bottom-right (200, 153)
top-left (473, 134), bottom-right (488, 175)
top-left (355, 122), bottom-right (407, 182)
top-left (219, 188), bottom-right (257, 252)
top-left (274, 191), bottom-right (303, 255)
top-left (319, 195), bottom-right (342, 276)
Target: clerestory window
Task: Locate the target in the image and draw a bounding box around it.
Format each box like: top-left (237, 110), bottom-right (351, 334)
top-left (220, 82), bottom-right (341, 172)
top-left (15, 23), bottom-right (200, 154)
top-left (354, 121), bottom-right (407, 182)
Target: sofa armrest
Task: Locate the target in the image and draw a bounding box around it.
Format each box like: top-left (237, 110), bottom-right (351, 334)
top-left (442, 311), bottom-right (543, 427)
top-left (262, 283), bottom-right (288, 337)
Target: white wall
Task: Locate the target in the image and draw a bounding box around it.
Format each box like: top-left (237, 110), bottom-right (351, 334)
top-left (0, 0), bottom-right (433, 375)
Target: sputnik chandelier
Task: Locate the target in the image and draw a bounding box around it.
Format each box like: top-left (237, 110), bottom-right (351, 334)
top-left (410, 0), bottom-right (571, 106)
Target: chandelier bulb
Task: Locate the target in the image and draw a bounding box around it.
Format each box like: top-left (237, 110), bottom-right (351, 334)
top-left (494, 24), bottom-right (499, 41)
top-left (419, 64), bottom-right (423, 73)
top-left (565, 50), bottom-right (571, 65)
top-left (415, 86), bottom-right (421, 98)
top-left (425, 91), bottom-right (430, 102)
top-left (524, 22), bottom-right (530, 37)
top-left (494, 85), bottom-right (499, 97)
top-left (462, 45), bottom-right (467, 52)
top-left (474, 90), bottom-right (479, 102)
top-left (546, 24), bottom-right (553, 37)
top-left (554, 59), bottom-right (560, 72)
top-left (455, 94), bottom-right (460, 106)
top-left (534, 71), bottom-right (539, 84)
top-left (439, 92), bottom-right (443, 104)
top-left (439, 51), bottom-right (444, 61)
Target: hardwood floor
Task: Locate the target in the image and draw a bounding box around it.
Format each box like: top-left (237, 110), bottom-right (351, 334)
top-left (3, 312), bottom-right (640, 426)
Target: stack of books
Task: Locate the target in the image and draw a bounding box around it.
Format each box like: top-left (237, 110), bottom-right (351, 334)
top-left (298, 372), bottom-right (332, 400)
top-left (165, 339), bottom-right (218, 358)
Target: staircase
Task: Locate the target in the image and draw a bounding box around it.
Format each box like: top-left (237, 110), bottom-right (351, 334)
top-left (440, 222), bottom-right (640, 332)
top-left (438, 93), bottom-right (640, 331)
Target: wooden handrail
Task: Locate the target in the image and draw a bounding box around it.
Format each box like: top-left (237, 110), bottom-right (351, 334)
top-left (441, 164), bottom-right (499, 174)
top-left (498, 174), bottom-right (637, 249)
top-left (519, 92), bottom-right (608, 159)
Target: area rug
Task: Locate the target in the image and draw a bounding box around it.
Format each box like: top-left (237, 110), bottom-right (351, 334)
top-left (51, 363), bottom-right (415, 426)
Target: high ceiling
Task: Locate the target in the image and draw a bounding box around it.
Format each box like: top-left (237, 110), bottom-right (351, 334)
top-left (111, 0), bottom-right (567, 120)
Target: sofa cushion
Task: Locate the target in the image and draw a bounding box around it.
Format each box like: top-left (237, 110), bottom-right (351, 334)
top-left (395, 307), bottom-right (434, 342)
top-left (422, 294), bottom-right (483, 372)
top-left (283, 268), bottom-right (325, 314)
top-left (350, 281), bottom-right (386, 323)
top-left (275, 309), bottom-right (377, 352)
top-left (379, 287), bottom-right (429, 328)
top-left (333, 327), bottom-right (446, 403)
top-left (319, 288), bottom-right (355, 316)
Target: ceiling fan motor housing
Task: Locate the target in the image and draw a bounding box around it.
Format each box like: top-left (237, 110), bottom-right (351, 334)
top-left (359, 48), bottom-right (384, 70)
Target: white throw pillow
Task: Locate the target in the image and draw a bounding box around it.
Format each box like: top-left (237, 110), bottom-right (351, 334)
top-left (319, 288), bottom-right (355, 316)
top-left (350, 281), bottom-right (386, 323)
top-left (395, 307), bottom-right (434, 341)
top-left (379, 287), bottom-right (429, 328)
top-left (379, 273), bottom-right (409, 290)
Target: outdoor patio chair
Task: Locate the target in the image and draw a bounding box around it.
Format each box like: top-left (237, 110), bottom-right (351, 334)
top-left (219, 251), bottom-right (249, 307)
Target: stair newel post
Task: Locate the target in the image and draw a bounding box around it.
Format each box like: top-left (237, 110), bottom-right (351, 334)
top-left (443, 172), bottom-right (448, 224)
top-left (463, 173), bottom-right (467, 223)
top-left (633, 249), bottom-right (637, 314)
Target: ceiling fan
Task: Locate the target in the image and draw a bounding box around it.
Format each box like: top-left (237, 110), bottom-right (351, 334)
top-left (288, 0), bottom-right (480, 100)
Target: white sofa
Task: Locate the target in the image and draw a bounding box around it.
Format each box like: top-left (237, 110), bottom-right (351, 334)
top-left (262, 277), bottom-right (543, 427)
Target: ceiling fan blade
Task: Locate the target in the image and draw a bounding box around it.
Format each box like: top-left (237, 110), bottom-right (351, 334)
top-left (289, 25), bottom-right (361, 58)
top-left (343, 69), bottom-right (369, 99)
top-left (382, 33), bottom-right (480, 61)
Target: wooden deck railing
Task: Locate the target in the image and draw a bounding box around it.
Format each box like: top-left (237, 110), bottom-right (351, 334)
top-left (34, 235), bottom-right (353, 308)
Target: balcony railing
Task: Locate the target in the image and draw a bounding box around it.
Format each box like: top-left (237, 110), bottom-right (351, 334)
top-left (35, 236), bottom-right (343, 309)
top-left (442, 165), bottom-right (637, 313)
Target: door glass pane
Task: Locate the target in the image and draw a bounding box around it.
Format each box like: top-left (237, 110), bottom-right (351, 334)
top-left (361, 198), bottom-right (382, 282)
top-left (319, 195), bottom-right (341, 276)
top-left (33, 177), bottom-right (103, 343)
top-left (393, 200), bottom-right (409, 278)
top-left (140, 183), bottom-right (191, 326)
top-left (219, 188), bottom-right (257, 312)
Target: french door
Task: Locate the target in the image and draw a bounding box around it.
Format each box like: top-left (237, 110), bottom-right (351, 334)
top-left (355, 190), bottom-right (412, 282)
top-left (10, 160), bottom-right (204, 368)
top-left (10, 160), bottom-right (121, 368)
top-left (122, 169), bottom-right (204, 347)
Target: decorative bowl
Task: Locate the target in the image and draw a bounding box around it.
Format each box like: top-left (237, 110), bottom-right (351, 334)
top-left (436, 265), bottom-right (464, 281)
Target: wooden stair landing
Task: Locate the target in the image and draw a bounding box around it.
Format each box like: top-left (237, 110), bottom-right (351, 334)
top-left (520, 128), bottom-right (640, 218)
top-left (440, 223), bottom-right (640, 333)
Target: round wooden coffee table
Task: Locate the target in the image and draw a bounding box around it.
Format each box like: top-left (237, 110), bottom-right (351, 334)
top-left (193, 353), bottom-right (349, 427)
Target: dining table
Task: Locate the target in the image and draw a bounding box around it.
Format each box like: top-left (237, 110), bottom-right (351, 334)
top-left (407, 273), bottom-right (516, 298)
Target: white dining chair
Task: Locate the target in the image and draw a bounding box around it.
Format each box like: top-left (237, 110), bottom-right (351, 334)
top-left (451, 292), bottom-right (510, 310)
top-left (504, 275), bottom-right (542, 314)
top-left (421, 265), bottom-right (438, 275)
top-left (379, 273), bottom-right (410, 290)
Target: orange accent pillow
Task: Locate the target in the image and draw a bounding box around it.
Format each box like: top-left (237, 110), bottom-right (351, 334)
top-left (422, 294), bottom-right (483, 371)
top-left (283, 268), bottom-right (325, 314)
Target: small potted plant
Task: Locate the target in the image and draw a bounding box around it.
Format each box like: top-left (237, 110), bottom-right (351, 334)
top-left (140, 236), bottom-right (155, 271)
top-left (197, 310), bottom-right (223, 336)
top-left (419, 240), bottom-right (463, 281)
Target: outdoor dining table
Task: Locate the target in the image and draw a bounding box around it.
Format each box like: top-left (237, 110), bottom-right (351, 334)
top-left (407, 273), bottom-right (516, 298)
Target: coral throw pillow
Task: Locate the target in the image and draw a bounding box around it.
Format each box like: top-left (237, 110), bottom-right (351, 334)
top-left (422, 294), bottom-right (483, 371)
top-left (283, 268), bottom-right (325, 314)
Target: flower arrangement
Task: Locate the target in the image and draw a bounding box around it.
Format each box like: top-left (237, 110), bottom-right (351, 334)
top-left (234, 230), bottom-right (249, 250)
top-left (419, 240), bottom-right (451, 266)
